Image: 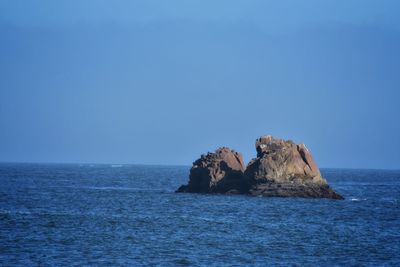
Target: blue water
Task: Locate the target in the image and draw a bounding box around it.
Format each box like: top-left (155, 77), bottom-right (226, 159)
top-left (0, 163), bottom-right (399, 266)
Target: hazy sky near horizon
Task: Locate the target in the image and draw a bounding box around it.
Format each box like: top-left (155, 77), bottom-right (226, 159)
top-left (0, 1), bottom-right (399, 169)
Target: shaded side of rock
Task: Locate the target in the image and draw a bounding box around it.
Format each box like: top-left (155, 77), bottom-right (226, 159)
top-left (247, 181), bottom-right (343, 199)
top-left (176, 147), bottom-right (247, 194)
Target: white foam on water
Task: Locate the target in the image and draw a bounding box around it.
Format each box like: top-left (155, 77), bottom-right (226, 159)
top-left (111, 164), bottom-right (123, 168)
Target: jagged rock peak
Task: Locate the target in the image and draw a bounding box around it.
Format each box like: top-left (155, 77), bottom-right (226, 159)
top-left (252, 135), bottom-right (322, 181)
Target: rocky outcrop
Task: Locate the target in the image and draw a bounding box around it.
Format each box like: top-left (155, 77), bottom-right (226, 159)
top-left (245, 135), bottom-right (343, 199)
top-left (176, 135), bottom-right (343, 199)
top-left (176, 147), bottom-right (247, 194)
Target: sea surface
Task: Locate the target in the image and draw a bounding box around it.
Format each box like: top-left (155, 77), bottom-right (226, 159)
top-left (0, 163), bottom-right (399, 266)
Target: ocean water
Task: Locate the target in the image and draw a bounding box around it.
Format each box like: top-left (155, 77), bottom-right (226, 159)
top-left (0, 163), bottom-right (399, 266)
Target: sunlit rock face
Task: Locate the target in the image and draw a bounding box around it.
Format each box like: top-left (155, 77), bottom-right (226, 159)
top-left (245, 135), bottom-right (343, 199)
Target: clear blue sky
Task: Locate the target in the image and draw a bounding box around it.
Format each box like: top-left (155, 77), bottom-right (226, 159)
top-left (0, 1), bottom-right (399, 169)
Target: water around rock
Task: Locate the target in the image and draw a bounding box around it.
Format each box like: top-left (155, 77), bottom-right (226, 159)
top-left (1, 163), bottom-right (399, 265)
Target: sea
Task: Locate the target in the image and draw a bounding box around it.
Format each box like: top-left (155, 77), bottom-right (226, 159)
top-left (0, 163), bottom-right (399, 266)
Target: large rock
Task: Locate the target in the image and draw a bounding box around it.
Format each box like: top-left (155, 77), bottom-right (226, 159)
top-left (176, 135), bottom-right (343, 200)
top-left (245, 135), bottom-right (343, 199)
top-left (176, 147), bottom-right (247, 194)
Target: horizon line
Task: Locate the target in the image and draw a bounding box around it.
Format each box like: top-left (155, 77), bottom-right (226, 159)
top-left (0, 160), bottom-right (399, 171)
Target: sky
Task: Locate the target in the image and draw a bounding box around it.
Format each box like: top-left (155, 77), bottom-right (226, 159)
top-left (0, 1), bottom-right (399, 169)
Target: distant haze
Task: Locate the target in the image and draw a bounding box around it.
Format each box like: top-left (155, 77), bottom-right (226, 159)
top-left (0, 1), bottom-right (399, 169)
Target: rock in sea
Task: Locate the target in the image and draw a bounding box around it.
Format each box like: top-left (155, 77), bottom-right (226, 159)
top-left (176, 147), bottom-right (247, 194)
top-left (245, 135), bottom-right (343, 199)
top-left (176, 135), bottom-right (343, 200)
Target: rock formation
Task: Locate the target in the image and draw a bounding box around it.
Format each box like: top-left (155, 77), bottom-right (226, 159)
top-left (176, 147), bottom-right (247, 194)
top-left (245, 135), bottom-right (343, 199)
top-left (176, 135), bottom-right (343, 199)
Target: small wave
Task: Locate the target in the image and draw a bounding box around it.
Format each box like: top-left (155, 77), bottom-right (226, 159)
top-left (63, 186), bottom-right (167, 193)
top-left (196, 216), bottom-right (222, 223)
top-left (111, 164), bottom-right (123, 168)
top-left (0, 209), bottom-right (32, 215)
top-left (83, 186), bottom-right (147, 191)
top-left (350, 198), bottom-right (367, 201)
top-left (381, 197), bottom-right (398, 203)
top-left (194, 216), bottom-right (235, 224)
top-left (0, 209), bottom-right (127, 219)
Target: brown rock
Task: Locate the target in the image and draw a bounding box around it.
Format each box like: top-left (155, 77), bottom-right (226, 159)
top-left (176, 147), bottom-right (247, 194)
top-left (176, 135), bottom-right (343, 200)
top-left (246, 135), bottom-right (343, 199)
